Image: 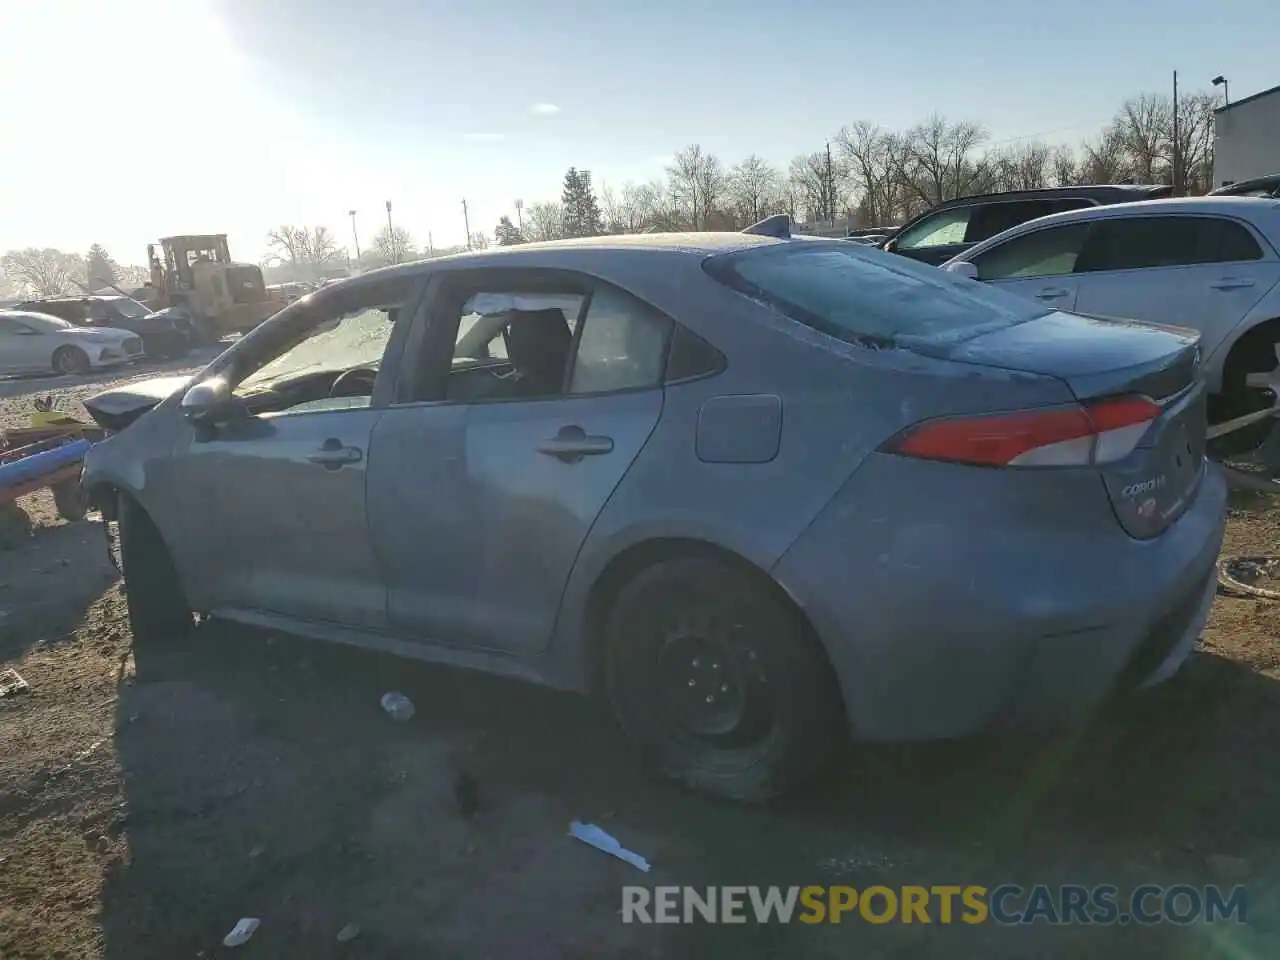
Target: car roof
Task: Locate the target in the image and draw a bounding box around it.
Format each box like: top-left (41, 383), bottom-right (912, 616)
top-left (359, 231), bottom-right (791, 281)
top-left (953, 196), bottom-right (1280, 261)
top-left (928, 184), bottom-right (1171, 211)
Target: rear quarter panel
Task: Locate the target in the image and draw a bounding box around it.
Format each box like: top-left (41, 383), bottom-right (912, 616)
top-left (545, 262), bottom-right (1079, 688)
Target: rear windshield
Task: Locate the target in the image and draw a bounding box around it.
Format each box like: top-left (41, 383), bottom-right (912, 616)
top-left (704, 242), bottom-right (1048, 347)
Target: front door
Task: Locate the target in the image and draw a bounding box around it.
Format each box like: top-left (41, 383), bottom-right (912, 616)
top-left (970, 220), bottom-right (1093, 311)
top-left (167, 276), bottom-right (418, 629)
top-left (369, 275), bottom-right (671, 654)
top-left (0, 316), bottom-right (52, 374)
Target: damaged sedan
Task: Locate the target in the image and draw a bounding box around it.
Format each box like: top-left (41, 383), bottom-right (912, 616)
top-left (82, 230), bottom-right (1226, 801)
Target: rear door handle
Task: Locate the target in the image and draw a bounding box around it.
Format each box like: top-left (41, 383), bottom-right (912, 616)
top-left (307, 438), bottom-right (363, 469)
top-left (1210, 278), bottom-right (1256, 290)
top-left (1036, 287), bottom-right (1071, 300)
top-left (537, 425), bottom-right (614, 462)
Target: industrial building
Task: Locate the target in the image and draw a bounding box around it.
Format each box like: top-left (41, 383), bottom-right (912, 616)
top-left (1213, 83), bottom-right (1280, 188)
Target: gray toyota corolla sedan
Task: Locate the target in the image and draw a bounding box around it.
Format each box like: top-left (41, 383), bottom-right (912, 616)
top-left (82, 230), bottom-right (1227, 802)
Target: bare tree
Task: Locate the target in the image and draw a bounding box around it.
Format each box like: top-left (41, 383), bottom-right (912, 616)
top-left (523, 200), bottom-right (566, 242)
top-left (469, 231), bottom-right (491, 251)
top-left (1174, 92), bottom-right (1217, 194)
top-left (666, 144), bottom-right (726, 230)
top-left (1079, 125), bottom-right (1133, 184)
top-left (727, 155), bottom-right (782, 226)
top-left (370, 225), bottom-right (415, 265)
top-left (1050, 145), bottom-right (1080, 186)
top-left (899, 115), bottom-right (988, 208)
top-left (836, 122), bottom-right (901, 227)
top-left (788, 151), bottom-right (846, 224)
top-left (1114, 94), bottom-right (1172, 183)
top-left (597, 182), bottom-right (626, 234)
top-left (981, 141), bottom-right (1052, 192)
top-left (266, 225), bottom-right (342, 276)
top-left (0, 248), bottom-right (86, 297)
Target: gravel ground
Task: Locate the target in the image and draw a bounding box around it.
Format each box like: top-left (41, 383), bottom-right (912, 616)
top-left (3, 368), bottom-right (1280, 958)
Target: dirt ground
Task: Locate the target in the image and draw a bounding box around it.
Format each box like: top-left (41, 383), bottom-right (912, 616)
top-left (3, 370), bottom-right (1280, 958)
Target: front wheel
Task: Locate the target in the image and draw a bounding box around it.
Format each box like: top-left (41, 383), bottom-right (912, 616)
top-left (604, 556), bottom-right (842, 802)
top-left (52, 345), bottom-right (90, 376)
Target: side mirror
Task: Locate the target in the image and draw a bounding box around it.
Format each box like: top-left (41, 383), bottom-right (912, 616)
top-left (181, 377), bottom-right (232, 421)
top-left (881, 237), bottom-right (898, 253)
top-left (944, 260), bottom-right (980, 281)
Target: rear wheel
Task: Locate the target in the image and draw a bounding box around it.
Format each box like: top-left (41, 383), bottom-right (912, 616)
top-left (117, 495), bottom-right (192, 644)
top-left (604, 556), bottom-right (842, 802)
top-left (52, 345), bottom-right (90, 376)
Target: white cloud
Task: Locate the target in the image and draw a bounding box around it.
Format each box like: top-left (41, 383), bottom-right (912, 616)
top-left (530, 103), bottom-right (561, 115)
top-left (464, 133), bottom-right (506, 141)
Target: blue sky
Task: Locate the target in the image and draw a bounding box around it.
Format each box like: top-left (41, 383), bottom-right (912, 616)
top-left (0, 0), bottom-right (1275, 265)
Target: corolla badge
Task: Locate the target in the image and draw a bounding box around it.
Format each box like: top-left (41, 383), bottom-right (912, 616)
top-left (1122, 475), bottom-right (1167, 498)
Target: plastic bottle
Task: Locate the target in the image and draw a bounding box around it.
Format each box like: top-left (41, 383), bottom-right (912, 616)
top-left (380, 691), bottom-right (415, 722)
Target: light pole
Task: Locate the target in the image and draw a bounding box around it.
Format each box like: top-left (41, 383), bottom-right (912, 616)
top-left (1212, 74), bottom-right (1229, 106)
top-left (514, 198), bottom-right (523, 233)
top-left (348, 209), bottom-right (361, 263)
top-left (385, 201), bottom-right (396, 263)
top-left (462, 199), bottom-right (472, 250)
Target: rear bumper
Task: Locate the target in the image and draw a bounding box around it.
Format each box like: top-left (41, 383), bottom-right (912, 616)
top-left (771, 455), bottom-right (1228, 742)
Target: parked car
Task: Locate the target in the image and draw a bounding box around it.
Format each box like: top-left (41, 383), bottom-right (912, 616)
top-left (940, 196), bottom-right (1280, 428)
top-left (880, 184), bottom-right (1174, 266)
top-left (0, 309), bottom-right (144, 375)
top-left (1211, 173), bottom-right (1280, 199)
top-left (82, 233), bottom-right (1225, 801)
top-left (14, 296), bottom-right (191, 360)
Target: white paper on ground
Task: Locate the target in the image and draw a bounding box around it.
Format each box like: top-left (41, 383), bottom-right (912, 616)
top-left (569, 820), bottom-right (652, 872)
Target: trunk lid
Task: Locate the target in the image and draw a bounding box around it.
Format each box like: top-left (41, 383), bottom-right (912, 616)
top-left (911, 310), bottom-right (1205, 538)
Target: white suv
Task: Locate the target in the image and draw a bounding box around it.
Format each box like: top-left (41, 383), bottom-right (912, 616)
top-left (942, 197), bottom-right (1280, 422)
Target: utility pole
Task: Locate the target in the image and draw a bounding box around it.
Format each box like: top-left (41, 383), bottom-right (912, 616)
top-left (384, 200), bottom-right (397, 262)
top-left (514, 198), bottom-right (524, 233)
top-left (825, 141), bottom-right (836, 224)
top-left (348, 209), bottom-right (360, 261)
top-left (462, 199), bottom-right (472, 250)
top-left (1172, 70), bottom-right (1182, 196)
top-left (428, 231), bottom-right (434, 257)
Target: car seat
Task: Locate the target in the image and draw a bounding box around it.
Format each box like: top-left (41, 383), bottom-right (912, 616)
top-left (505, 308), bottom-right (572, 396)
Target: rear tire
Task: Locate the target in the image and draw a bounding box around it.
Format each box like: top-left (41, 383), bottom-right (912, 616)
top-left (117, 495), bottom-right (192, 644)
top-left (52, 345), bottom-right (90, 376)
top-left (604, 556), bottom-right (842, 802)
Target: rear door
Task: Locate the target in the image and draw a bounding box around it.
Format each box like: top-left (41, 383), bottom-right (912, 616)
top-left (1071, 214), bottom-right (1279, 357)
top-left (969, 220), bottom-right (1093, 309)
top-left (369, 272), bottom-right (672, 654)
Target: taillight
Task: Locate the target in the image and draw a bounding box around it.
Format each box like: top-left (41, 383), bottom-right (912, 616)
top-left (886, 395), bottom-right (1161, 468)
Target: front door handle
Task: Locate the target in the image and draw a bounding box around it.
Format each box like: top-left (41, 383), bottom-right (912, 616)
top-left (307, 438), bottom-right (363, 469)
top-left (1036, 287), bottom-right (1071, 300)
top-left (537, 425), bottom-right (614, 462)
top-left (1210, 278), bottom-right (1256, 290)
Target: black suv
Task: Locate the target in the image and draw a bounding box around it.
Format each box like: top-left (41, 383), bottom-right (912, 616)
top-left (15, 296), bottom-right (191, 359)
top-left (880, 184), bottom-right (1174, 266)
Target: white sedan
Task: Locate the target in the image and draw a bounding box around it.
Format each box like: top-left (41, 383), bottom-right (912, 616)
top-left (0, 309), bottom-right (144, 376)
top-left (941, 196), bottom-right (1280, 423)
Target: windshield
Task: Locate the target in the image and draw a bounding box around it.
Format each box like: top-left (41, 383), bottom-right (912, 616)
top-left (108, 299), bottom-right (148, 318)
top-left (704, 242), bottom-right (1048, 347)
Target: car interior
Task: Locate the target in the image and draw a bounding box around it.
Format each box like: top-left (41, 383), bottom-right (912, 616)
top-left (224, 289), bottom-right (594, 419)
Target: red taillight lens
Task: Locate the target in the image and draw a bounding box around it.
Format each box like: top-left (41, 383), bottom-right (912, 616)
top-left (886, 395), bottom-right (1162, 468)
